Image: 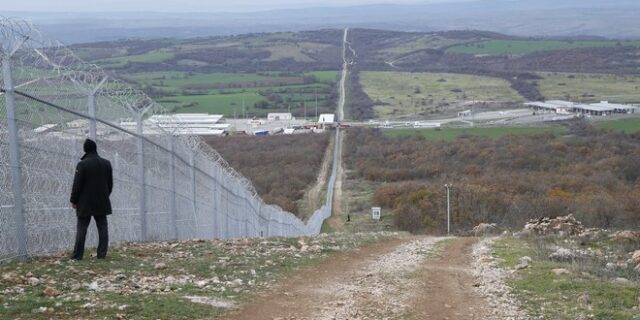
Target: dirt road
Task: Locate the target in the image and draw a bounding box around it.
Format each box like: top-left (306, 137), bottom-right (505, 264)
top-left (221, 237), bottom-right (492, 320)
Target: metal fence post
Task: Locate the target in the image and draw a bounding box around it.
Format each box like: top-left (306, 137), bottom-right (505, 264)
top-left (224, 170), bottom-right (230, 239)
top-left (190, 150), bottom-right (198, 238)
top-left (211, 165), bottom-right (219, 239)
top-left (169, 135), bottom-right (178, 240)
top-left (136, 112), bottom-right (147, 241)
top-left (2, 53), bottom-right (28, 260)
top-left (86, 77), bottom-right (106, 141)
top-left (87, 94), bottom-right (97, 140)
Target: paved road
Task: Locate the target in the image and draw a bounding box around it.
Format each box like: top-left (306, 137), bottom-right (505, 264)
top-left (337, 27), bottom-right (351, 122)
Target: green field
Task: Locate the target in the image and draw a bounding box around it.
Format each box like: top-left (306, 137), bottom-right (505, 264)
top-left (534, 72), bottom-right (640, 104)
top-left (360, 71), bottom-right (524, 119)
top-left (447, 39), bottom-right (640, 55)
top-left (596, 118), bottom-right (640, 133)
top-left (128, 71), bottom-right (339, 117)
top-left (377, 35), bottom-right (471, 58)
top-left (385, 126), bottom-right (565, 141)
top-left (97, 51), bottom-right (175, 68)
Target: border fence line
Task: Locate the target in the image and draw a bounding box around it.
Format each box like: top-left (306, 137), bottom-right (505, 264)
top-left (0, 18), bottom-right (338, 262)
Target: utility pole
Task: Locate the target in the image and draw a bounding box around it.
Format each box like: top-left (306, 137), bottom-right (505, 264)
top-left (445, 184), bottom-right (451, 235)
top-left (242, 95), bottom-right (246, 120)
top-left (315, 88), bottom-right (318, 120)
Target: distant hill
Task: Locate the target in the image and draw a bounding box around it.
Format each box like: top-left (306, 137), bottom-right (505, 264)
top-left (8, 0), bottom-right (640, 43)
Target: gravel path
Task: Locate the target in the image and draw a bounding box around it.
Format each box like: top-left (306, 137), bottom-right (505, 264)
top-left (315, 237), bottom-right (441, 319)
top-left (471, 237), bottom-right (530, 320)
top-left (223, 236), bottom-right (530, 320)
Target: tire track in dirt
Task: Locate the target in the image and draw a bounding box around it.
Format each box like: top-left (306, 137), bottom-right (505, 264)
top-left (407, 238), bottom-right (490, 320)
top-left (221, 236), bottom-right (442, 320)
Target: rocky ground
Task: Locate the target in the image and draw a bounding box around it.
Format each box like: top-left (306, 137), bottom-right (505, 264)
top-left (0, 232), bottom-right (398, 320)
top-left (2, 215), bottom-right (638, 320)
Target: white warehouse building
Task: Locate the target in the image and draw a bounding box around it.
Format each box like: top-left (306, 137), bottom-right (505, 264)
top-left (525, 100), bottom-right (637, 116)
top-left (121, 113), bottom-right (229, 136)
top-left (267, 113), bottom-right (293, 121)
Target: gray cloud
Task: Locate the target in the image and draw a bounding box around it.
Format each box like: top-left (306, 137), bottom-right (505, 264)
top-left (4, 0), bottom-right (468, 12)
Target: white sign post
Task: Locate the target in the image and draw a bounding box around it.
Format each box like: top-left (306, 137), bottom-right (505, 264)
top-left (372, 207), bottom-right (381, 220)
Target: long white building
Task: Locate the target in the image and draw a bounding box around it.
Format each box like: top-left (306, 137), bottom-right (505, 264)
top-left (525, 100), bottom-right (637, 116)
top-left (120, 113), bottom-right (229, 136)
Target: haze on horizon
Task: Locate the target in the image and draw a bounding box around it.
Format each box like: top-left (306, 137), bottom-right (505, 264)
top-left (3, 0), bottom-right (471, 13)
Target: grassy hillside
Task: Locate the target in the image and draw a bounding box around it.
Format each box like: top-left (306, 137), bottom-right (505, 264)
top-left (124, 71), bottom-right (339, 117)
top-left (359, 72), bottom-right (524, 119)
top-left (447, 39), bottom-right (640, 55)
top-left (78, 30), bottom-right (344, 73)
top-left (385, 126), bottom-right (565, 141)
top-left (533, 72), bottom-right (640, 104)
top-left (596, 118), bottom-right (640, 133)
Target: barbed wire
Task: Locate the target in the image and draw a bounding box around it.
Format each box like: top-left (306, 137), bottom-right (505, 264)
top-left (0, 17), bottom-right (334, 262)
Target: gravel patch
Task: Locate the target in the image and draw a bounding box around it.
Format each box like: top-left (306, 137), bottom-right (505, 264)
top-left (315, 237), bottom-right (443, 320)
top-left (471, 238), bottom-right (530, 320)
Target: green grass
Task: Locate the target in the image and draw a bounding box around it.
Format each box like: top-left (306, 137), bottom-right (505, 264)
top-left (447, 39), bottom-right (640, 55)
top-left (596, 118), bottom-right (640, 133)
top-left (360, 71), bottom-right (524, 119)
top-left (131, 71), bottom-right (339, 117)
top-left (385, 126), bottom-right (565, 141)
top-left (97, 52), bottom-right (175, 68)
top-left (157, 92), bottom-right (266, 116)
top-left (534, 72), bottom-right (640, 104)
top-left (377, 35), bottom-right (470, 58)
top-left (492, 238), bottom-right (640, 320)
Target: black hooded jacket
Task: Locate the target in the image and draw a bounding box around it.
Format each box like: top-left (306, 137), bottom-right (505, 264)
top-left (70, 151), bottom-right (113, 217)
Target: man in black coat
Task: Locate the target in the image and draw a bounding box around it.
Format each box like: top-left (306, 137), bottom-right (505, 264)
top-left (69, 139), bottom-right (113, 260)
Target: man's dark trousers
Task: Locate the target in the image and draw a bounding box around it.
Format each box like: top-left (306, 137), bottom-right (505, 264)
top-left (71, 215), bottom-right (109, 260)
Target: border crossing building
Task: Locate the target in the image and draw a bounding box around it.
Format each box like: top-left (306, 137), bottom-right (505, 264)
top-left (525, 100), bottom-right (637, 116)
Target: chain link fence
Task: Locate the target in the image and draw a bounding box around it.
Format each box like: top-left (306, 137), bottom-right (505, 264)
top-left (0, 18), bottom-right (338, 262)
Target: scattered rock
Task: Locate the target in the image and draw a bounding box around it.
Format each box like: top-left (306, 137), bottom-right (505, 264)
top-left (81, 303), bottom-right (96, 309)
top-left (577, 293), bottom-right (591, 306)
top-left (1, 272), bottom-right (22, 284)
top-left (631, 250), bottom-right (640, 266)
top-left (228, 279), bottom-right (243, 287)
top-left (515, 256), bottom-right (531, 270)
top-left (472, 223), bottom-right (498, 237)
top-left (549, 248), bottom-right (576, 262)
top-left (87, 281), bottom-right (99, 291)
top-left (552, 268), bottom-right (570, 276)
top-left (43, 287), bottom-right (60, 297)
top-left (477, 257), bottom-right (494, 264)
top-left (183, 296), bottom-right (236, 309)
top-left (154, 262), bottom-right (167, 270)
top-left (28, 277), bottom-right (41, 286)
top-left (605, 262), bottom-right (617, 271)
top-left (612, 277), bottom-right (631, 285)
top-left (524, 214), bottom-right (584, 236)
top-left (579, 228), bottom-right (607, 242)
top-left (609, 231), bottom-right (640, 242)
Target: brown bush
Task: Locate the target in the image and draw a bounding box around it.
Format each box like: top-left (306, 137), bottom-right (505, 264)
top-left (345, 127), bottom-right (640, 232)
top-left (206, 133), bottom-right (330, 216)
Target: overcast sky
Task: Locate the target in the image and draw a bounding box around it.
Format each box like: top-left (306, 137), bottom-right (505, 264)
top-left (3, 0), bottom-right (471, 12)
